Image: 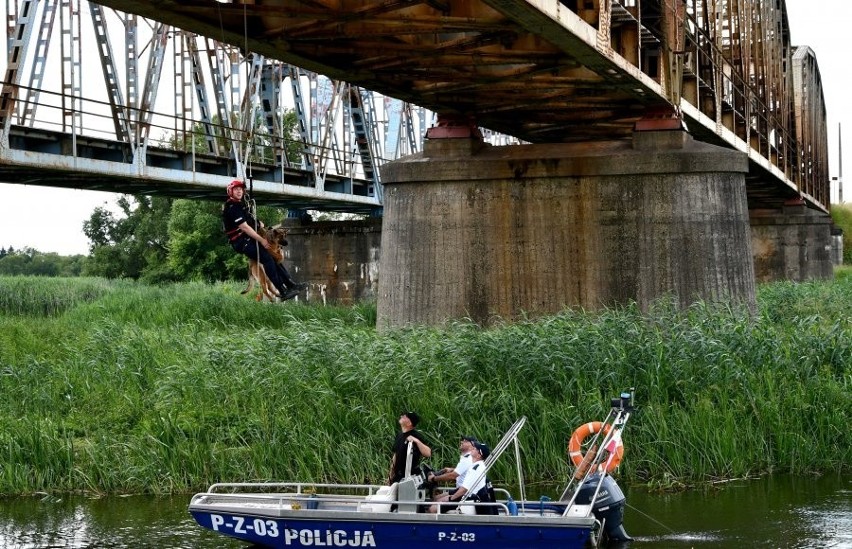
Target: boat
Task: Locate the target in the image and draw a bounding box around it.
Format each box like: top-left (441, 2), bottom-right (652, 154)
top-left (189, 390), bottom-right (635, 548)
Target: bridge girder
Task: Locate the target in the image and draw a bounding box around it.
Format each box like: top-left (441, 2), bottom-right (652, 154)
top-left (1, 0), bottom-right (832, 213)
top-left (1, 0), bottom-right (448, 210)
top-left (84, 0), bottom-right (829, 212)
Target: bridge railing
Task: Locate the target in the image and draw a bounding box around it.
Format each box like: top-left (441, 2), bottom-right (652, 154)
top-left (579, 0), bottom-right (828, 209)
top-left (3, 78), bottom-right (377, 188)
top-left (673, 0), bottom-right (829, 207)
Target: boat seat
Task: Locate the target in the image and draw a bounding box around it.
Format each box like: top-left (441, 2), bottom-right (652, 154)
top-left (564, 504), bottom-right (592, 518)
top-left (458, 503), bottom-right (476, 515)
top-left (358, 484), bottom-right (397, 513)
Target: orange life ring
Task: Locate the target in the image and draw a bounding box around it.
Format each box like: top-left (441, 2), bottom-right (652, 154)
top-left (567, 421), bottom-right (624, 473)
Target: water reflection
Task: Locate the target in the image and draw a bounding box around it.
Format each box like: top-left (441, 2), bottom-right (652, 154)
top-left (0, 475), bottom-right (849, 548)
top-left (624, 474), bottom-right (852, 547)
top-left (0, 494), bottom-right (243, 548)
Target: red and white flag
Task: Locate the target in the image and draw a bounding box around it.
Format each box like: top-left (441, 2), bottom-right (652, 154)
top-left (602, 430), bottom-right (622, 471)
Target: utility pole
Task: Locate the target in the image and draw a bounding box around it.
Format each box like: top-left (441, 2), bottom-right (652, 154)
top-left (839, 123), bottom-right (843, 204)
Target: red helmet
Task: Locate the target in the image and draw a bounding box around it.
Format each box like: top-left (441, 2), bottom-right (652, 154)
top-left (226, 179), bottom-right (246, 199)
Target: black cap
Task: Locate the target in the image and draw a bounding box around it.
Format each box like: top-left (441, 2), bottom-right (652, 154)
top-left (404, 411), bottom-right (420, 427)
top-left (473, 442), bottom-right (490, 460)
top-left (461, 435), bottom-right (478, 443)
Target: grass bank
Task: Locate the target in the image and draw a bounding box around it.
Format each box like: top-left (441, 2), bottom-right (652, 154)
top-left (0, 275), bottom-right (849, 495)
top-left (830, 204), bottom-right (852, 264)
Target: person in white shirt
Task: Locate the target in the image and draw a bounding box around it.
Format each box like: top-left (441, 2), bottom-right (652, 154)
top-left (428, 435), bottom-right (477, 488)
top-left (429, 441), bottom-right (490, 513)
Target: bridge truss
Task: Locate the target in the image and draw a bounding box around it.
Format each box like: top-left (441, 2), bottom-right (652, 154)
top-left (0, 0), bottom-right (832, 214)
top-left (77, 0), bottom-right (830, 214)
top-left (0, 0), bottom-right (523, 211)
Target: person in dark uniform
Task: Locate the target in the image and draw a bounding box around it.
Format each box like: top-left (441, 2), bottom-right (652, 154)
top-left (222, 179), bottom-right (304, 301)
top-left (388, 411), bottom-right (432, 484)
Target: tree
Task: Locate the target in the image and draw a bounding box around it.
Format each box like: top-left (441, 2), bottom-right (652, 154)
top-left (0, 251), bottom-right (30, 275)
top-left (0, 248), bottom-right (85, 276)
top-left (82, 195), bottom-right (174, 281)
top-left (83, 206), bottom-right (116, 249)
top-left (167, 199), bottom-right (236, 281)
top-left (158, 109), bottom-right (303, 166)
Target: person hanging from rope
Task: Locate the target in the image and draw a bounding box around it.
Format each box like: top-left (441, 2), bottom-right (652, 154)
top-left (222, 179), bottom-right (305, 301)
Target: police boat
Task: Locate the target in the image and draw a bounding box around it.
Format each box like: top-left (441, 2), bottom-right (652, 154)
top-left (189, 390), bottom-right (634, 548)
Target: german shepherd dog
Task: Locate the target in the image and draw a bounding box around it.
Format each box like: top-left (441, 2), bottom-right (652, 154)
top-left (241, 225), bottom-right (289, 302)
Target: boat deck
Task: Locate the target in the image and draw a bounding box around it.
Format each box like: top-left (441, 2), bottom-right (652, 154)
top-left (189, 481), bottom-right (594, 525)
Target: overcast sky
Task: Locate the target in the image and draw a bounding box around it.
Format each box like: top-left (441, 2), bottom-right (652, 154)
top-left (0, 0), bottom-right (849, 256)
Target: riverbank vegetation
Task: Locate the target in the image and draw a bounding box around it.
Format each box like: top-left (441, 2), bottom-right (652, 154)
top-left (0, 274), bottom-right (849, 496)
top-left (831, 203), bottom-right (852, 264)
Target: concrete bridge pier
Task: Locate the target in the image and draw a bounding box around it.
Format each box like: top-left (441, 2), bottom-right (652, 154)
top-left (378, 129), bottom-right (755, 329)
top-left (282, 219), bottom-right (382, 304)
top-left (750, 200), bottom-right (835, 282)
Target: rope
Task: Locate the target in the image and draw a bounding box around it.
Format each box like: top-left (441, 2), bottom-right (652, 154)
top-left (214, 4), bottom-right (267, 297)
top-left (239, 2), bottom-right (257, 182)
top-left (215, 0), bottom-right (256, 181)
top-left (245, 189), bottom-right (277, 299)
top-left (215, 0), bottom-right (226, 44)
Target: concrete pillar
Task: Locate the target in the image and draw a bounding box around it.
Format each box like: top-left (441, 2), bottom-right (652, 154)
top-left (831, 226), bottom-right (844, 266)
top-left (378, 130), bottom-right (755, 328)
top-left (750, 203), bottom-right (834, 282)
top-left (283, 219), bottom-right (381, 304)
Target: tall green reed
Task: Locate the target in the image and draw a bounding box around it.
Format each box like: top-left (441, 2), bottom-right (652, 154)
top-left (0, 276), bottom-right (114, 316)
top-left (0, 275), bottom-right (849, 495)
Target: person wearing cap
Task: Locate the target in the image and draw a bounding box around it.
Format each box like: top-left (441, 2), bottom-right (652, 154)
top-left (429, 435), bottom-right (477, 487)
top-left (388, 411), bottom-right (432, 485)
top-left (222, 179), bottom-right (304, 301)
top-left (427, 435), bottom-right (477, 512)
top-left (430, 441), bottom-right (492, 513)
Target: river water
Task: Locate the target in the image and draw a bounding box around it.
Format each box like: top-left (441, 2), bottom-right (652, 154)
top-left (0, 474), bottom-right (849, 548)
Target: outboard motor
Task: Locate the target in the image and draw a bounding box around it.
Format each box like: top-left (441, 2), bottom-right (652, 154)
top-left (575, 474), bottom-right (631, 543)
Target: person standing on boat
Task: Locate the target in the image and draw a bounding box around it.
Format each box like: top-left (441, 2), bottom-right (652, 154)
top-left (388, 411), bottom-right (432, 484)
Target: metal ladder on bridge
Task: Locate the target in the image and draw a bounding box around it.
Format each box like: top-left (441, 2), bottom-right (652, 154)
top-left (346, 86), bottom-right (381, 199)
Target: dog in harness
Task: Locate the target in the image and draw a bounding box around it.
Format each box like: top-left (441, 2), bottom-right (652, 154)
top-left (241, 225), bottom-right (291, 302)
top-left (222, 180), bottom-right (304, 301)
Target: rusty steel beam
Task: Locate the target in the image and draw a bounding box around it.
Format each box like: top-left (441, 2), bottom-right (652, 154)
top-left (22, 0), bottom-right (831, 211)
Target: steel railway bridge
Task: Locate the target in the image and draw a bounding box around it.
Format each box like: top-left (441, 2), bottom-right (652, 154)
top-left (0, 0), bottom-right (831, 215)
